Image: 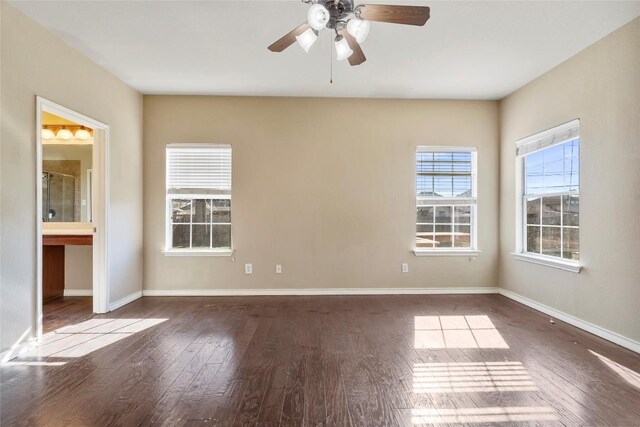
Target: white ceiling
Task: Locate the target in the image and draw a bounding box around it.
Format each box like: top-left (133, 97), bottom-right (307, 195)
top-left (10, 0), bottom-right (640, 99)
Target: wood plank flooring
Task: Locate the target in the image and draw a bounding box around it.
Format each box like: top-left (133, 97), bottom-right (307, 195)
top-left (2, 294), bottom-right (639, 426)
top-left (42, 296), bottom-right (93, 334)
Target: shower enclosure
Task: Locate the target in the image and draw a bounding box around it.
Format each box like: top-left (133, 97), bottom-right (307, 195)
top-left (42, 171), bottom-right (76, 222)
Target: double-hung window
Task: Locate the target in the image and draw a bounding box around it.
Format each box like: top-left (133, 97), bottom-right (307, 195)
top-left (515, 120), bottom-right (580, 271)
top-left (415, 147), bottom-right (478, 255)
top-left (165, 144), bottom-right (232, 254)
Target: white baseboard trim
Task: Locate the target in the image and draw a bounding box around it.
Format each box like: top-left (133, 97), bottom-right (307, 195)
top-left (142, 287), bottom-right (499, 297)
top-left (108, 290), bottom-right (142, 311)
top-left (1, 338), bottom-right (37, 364)
top-left (499, 288), bottom-right (640, 354)
top-left (63, 289), bottom-right (93, 297)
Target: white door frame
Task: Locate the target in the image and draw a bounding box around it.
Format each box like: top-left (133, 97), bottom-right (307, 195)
top-left (35, 96), bottom-right (109, 342)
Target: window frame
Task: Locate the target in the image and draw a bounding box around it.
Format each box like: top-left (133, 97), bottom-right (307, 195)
top-left (163, 144), bottom-right (233, 256)
top-left (513, 120), bottom-right (581, 273)
top-left (413, 146), bottom-right (480, 257)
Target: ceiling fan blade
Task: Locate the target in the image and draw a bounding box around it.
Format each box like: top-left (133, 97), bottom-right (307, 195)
top-left (338, 29), bottom-right (366, 66)
top-left (268, 23), bottom-right (311, 52)
top-left (358, 4), bottom-right (430, 26)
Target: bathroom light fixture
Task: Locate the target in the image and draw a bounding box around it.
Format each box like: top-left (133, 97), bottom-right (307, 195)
top-left (74, 126), bottom-right (92, 140)
top-left (56, 127), bottom-right (74, 140)
top-left (42, 126), bottom-right (56, 140)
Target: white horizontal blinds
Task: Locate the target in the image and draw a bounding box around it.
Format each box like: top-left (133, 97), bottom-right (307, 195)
top-left (516, 119), bottom-right (580, 156)
top-left (416, 150), bottom-right (473, 205)
top-left (167, 145), bottom-right (231, 195)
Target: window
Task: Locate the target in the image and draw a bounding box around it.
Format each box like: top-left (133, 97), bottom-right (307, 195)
top-left (165, 144), bottom-right (232, 254)
top-left (415, 147), bottom-right (477, 254)
top-left (515, 120), bottom-right (580, 270)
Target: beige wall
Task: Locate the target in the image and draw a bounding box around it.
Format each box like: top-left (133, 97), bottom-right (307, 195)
top-left (0, 3), bottom-right (143, 354)
top-left (499, 18), bottom-right (640, 342)
top-left (144, 96), bottom-right (499, 292)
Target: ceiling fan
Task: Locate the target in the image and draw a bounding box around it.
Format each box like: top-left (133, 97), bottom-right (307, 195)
top-left (268, 0), bottom-right (430, 66)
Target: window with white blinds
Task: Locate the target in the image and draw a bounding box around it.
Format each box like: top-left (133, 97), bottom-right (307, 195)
top-left (165, 144), bottom-right (232, 252)
top-left (167, 145), bottom-right (231, 195)
top-left (415, 147), bottom-right (478, 252)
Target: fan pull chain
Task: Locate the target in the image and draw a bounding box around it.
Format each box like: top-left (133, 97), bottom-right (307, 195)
top-left (330, 37), bottom-right (334, 83)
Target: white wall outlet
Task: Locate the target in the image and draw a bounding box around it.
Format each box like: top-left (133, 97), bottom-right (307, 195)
top-left (245, 263), bottom-right (252, 274)
top-left (275, 264), bottom-right (282, 274)
top-left (402, 263), bottom-right (409, 273)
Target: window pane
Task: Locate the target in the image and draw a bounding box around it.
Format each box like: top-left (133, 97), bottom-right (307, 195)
top-left (417, 224), bottom-right (434, 233)
top-left (192, 224), bottom-right (211, 248)
top-left (525, 139), bottom-right (580, 195)
top-left (434, 230), bottom-right (452, 248)
top-left (193, 199), bottom-right (211, 223)
top-left (172, 199), bottom-right (191, 223)
top-left (417, 206), bottom-right (434, 223)
top-left (541, 196), bottom-right (561, 226)
top-left (563, 195), bottom-right (579, 227)
top-left (526, 226), bottom-right (540, 254)
top-left (454, 225), bottom-right (471, 248)
top-left (172, 224), bottom-right (190, 248)
top-left (212, 198), bottom-right (231, 223)
top-left (526, 198), bottom-right (541, 225)
top-left (212, 225), bottom-right (231, 248)
top-left (416, 224), bottom-right (434, 248)
top-left (563, 228), bottom-right (579, 260)
top-left (435, 206), bottom-right (452, 224)
top-left (454, 206), bottom-right (471, 224)
top-left (541, 227), bottom-right (561, 257)
top-left (416, 151), bottom-right (472, 198)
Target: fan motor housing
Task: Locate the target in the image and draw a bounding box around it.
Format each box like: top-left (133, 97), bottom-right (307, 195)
top-left (320, 0), bottom-right (354, 29)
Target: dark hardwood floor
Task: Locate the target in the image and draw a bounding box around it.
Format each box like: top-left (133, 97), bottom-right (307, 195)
top-left (42, 296), bottom-right (93, 334)
top-left (2, 294), bottom-right (639, 426)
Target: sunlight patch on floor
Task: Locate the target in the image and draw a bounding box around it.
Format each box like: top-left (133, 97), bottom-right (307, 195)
top-left (22, 318), bottom-right (168, 358)
top-left (414, 315), bottom-right (509, 349)
top-left (590, 349), bottom-right (640, 390)
top-left (411, 406), bottom-right (557, 424)
top-left (413, 361), bottom-right (538, 393)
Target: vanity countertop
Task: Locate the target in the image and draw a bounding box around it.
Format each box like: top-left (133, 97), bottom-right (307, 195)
top-left (42, 222), bottom-right (93, 236)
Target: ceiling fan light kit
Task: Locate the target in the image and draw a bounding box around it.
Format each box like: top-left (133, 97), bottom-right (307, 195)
top-left (334, 35), bottom-right (353, 61)
top-left (268, 0), bottom-right (430, 67)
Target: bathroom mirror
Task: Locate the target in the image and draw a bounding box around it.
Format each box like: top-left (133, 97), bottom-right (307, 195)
top-left (41, 112), bottom-right (93, 223)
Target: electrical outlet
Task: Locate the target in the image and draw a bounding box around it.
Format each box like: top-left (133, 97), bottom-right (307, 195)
top-left (402, 263), bottom-right (409, 273)
top-left (245, 263), bottom-right (252, 274)
top-left (275, 264), bottom-right (282, 274)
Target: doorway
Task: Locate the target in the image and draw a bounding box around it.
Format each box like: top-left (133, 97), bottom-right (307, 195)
top-left (36, 97), bottom-right (109, 342)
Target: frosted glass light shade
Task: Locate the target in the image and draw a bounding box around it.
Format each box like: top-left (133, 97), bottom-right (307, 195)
top-left (42, 127), bottom-right (56, 139)
top-left (296, 28), bottom-right (318, 53)
top-left (56, 128), bottom-right (74, 140)
top-left (75, 127), bottom-right (92, 140)
top-left (308, 4), bottom-right (330, 30)
top-left (334, 37), bottom-right (353, 61)
top-left (347, 19), bottom-right (370, 44)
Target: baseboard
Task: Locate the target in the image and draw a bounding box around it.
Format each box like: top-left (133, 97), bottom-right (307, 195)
top-left (499, 288), bottom-right (640, 354)
top-left (142, 287), bottom-right (499, 297)
top-left (63, 289), bottom-right (93, 297)
top-left (108, 290), bottom-right (142, 311)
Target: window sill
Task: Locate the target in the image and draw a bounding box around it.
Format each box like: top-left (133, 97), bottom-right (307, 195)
top-left (162, 249), bottom-right (233, 257)
top-left (512, 253), bottom-right (581, 273)
top-left (413, 249), bottom-right (481, 257)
